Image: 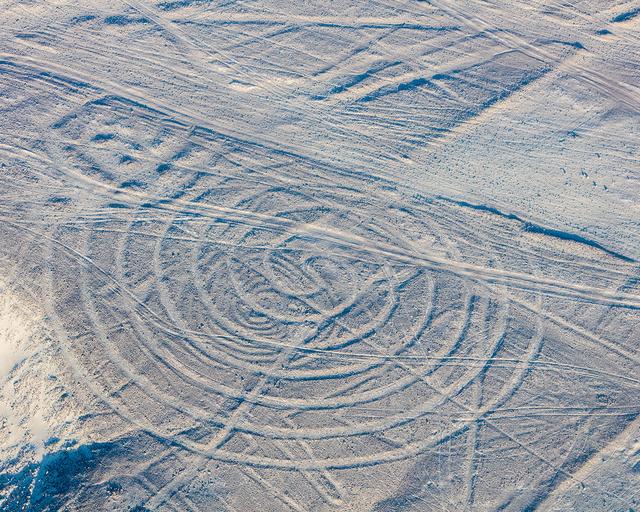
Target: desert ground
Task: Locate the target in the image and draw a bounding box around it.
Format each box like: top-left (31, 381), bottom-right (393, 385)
top-left (0, 0), bottom-right (639, 510)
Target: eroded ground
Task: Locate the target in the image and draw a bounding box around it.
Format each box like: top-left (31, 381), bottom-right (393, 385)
top-left (0, 1), bottom-right (639, 510)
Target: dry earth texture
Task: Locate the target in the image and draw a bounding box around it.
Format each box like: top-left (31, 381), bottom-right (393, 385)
top-left (0, 0), bottom-right (639, 511)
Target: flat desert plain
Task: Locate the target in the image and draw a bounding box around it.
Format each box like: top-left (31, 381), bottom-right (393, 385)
top-left (0, 1), bottom-right (639, 510)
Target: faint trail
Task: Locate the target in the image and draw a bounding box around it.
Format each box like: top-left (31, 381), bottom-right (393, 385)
top-left (6, 217), bottom-right (640, 392)
top-left (2, 2), bottom-right (640, 509)
top-left (530, 415), bottom-right (640, 510)
top-left (16, 144), bottom-right (640, 310)
top-left (120, 0), bottom-right (416, 165)
top-left (27, 215), bottom-right (632, 468)
top-left (428, 0), bottom-right (640, 114)
top-left (12, 212), bottom-right (632, 476)
top-left (141, 191), bottom-right (344, 508)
